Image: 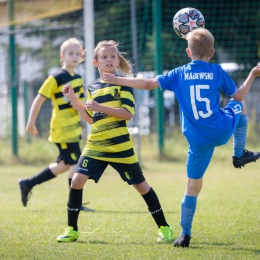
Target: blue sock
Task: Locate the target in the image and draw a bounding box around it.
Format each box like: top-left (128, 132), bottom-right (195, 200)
top-left (180, 195), bottom-right (197, 236)
top-left (233, 114), bottom-right (248, 158)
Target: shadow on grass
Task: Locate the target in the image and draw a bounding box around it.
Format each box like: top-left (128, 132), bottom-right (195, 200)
top-left (83, 210), bottom-right (175, 214)
top-left (189, 241), bottom-right (234, 248)
top-left (27, 209), bottom-right (175, 214)
top-left (76, 240), bottom-right (109, 244)
top-left (189, 241), bottom-right (260, 255)
top-left (76, 239), bottom-right (173, 245)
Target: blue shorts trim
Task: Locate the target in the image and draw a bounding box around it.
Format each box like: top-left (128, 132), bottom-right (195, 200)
top-left (215, 99), bottom-right (243, 145)
top-left (224, 99), bottom-right (243, 130)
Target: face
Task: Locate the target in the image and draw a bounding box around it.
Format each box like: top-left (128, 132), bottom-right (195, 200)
top-left (61, 44), bottom-right (82, 68)
top-left (93, 46), bottom-right (120, 74)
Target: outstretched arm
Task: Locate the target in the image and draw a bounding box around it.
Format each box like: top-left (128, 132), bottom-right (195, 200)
top-left (232, 66), bottom-right (260, 101)
top-left (103, 73), bottom-right (159, 90)
top-left (62, 85), bottom-right (92, 124)
top-left (86, 100), bottom-right (133, 120)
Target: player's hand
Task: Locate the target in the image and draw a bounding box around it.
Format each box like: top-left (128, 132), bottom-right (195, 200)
top-left (251, 66), bottom-right (260, 78)
top-left (26, 123), bottom-right (38, 136)
top-left (86, 100), bottom-right (101, 111)
top-left (103, 73), bottom-right (118, 84)
top-left (62, 84), bottom-right (75, 99)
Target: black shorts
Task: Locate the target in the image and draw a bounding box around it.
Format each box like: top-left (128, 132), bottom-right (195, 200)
top-left (76, 156), bottom-right (145, 185)
top-left (55, 142), bottom-right (81, 165)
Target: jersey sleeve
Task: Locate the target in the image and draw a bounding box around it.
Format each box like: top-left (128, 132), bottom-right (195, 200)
top-left (156, 69), bottom-right (178, 92)
top-left (38, 76), bottom-right (57, 98)
top-left (219, 66), bottom-right (237, 96)
top-left (120, 86), bottom-right (135, 116)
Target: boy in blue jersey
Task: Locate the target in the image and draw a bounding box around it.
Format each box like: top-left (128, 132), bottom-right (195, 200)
top-left (103, 28), bottom-right (260, 247)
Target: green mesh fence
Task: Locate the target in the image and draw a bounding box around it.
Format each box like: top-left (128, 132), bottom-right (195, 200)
top-left (1, 0), bottom-right (260, 155)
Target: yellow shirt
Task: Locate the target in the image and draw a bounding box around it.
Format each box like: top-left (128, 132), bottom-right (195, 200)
top-left (38, 69), bottom-right (85, 143)
top-left (81, 79), bottom-right (138, 164)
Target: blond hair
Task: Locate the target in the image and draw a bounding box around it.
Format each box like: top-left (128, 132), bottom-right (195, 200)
top-left (186, 28), bottom-right (214, 59)
top-left (93, 40), bottom-right (132, 77)
top-left (60, 37), bottom-right (84, 65)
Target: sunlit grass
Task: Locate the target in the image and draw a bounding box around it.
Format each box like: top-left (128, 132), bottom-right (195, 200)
top-left (1, 130), bottom-right (260, 259)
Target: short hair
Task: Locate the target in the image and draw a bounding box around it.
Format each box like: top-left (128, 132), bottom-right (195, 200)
top-left (93, 40), bottom-right (132, 77)
top-left (186, 28), bottom-right (214, 58)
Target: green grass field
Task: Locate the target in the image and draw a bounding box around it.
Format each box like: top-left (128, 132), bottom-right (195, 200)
top-left (0, 134), bottom-right (260, 259)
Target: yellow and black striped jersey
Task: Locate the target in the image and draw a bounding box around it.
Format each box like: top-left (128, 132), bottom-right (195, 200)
top-left (38, 69), bottom-right (85, 143)
top-left (81, 79), bottom-right (138, 164)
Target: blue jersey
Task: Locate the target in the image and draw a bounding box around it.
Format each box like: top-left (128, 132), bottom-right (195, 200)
top-left (157, 60), bottom-right (239, 146)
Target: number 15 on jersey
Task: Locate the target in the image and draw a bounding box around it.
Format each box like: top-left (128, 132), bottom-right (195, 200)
top-left (190, 85), bottom-right (213, 120)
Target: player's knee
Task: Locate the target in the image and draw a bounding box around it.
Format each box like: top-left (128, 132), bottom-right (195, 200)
top-left (71, 173), bottom-right (88, 189)
top-left (49, 161), bottom-right (69, 174)
top-left (186, 178), bottom-right (203, 196)
top-left (134, 181), bottom-right (150, 195)
top-left (71, 178), bottom-right (83, 189)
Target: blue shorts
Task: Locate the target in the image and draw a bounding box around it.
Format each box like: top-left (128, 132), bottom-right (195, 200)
top-left (76, 156), bottom-right (145, 185)
top-left (187, 99), bottom-right (243, 179)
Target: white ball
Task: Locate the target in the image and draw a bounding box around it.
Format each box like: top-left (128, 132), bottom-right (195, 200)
top-left (173, 7), bottom-right (205, 39)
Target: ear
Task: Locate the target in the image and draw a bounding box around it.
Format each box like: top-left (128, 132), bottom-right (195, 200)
top-left (210, 48), bottom-right (215, 58)
top-left (186, 48), bottom-right (191, 58)
top-left (93, 60), bottom-right (98, 67)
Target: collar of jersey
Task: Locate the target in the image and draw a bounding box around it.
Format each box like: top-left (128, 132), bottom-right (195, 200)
top-left (62, 69), bottom-right (75, 76)
top-left (191, 60), bottom-right (208, 65)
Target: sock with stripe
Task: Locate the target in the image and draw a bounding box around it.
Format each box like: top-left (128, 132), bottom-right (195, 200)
top-left (142, 187), bottom-right (168, 227)
top-left (67, 188), bottom-right (82, 231)
top-left (180, 194), bottom-right (197, 236)
top-left (233, 114), bottom-right (248, 158)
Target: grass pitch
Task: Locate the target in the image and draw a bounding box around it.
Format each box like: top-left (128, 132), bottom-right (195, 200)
top-left (0, 134), bottom-right (260, 259)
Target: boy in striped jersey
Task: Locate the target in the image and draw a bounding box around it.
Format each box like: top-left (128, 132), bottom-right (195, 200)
top-left (57, 40), bottom-right (173, 242)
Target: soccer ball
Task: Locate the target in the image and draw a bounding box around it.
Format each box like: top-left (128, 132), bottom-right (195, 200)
top-left (173, 7), bottom-right (205, 39)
